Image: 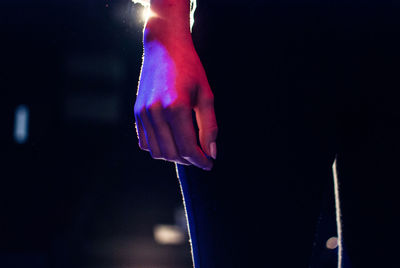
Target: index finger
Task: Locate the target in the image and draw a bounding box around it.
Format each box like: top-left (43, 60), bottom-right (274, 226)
top-left (166, 105), bottom-right (213, 170)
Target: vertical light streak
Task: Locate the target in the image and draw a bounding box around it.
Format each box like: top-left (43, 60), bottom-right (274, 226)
top-left (333, 158), bottom-right (343, 268)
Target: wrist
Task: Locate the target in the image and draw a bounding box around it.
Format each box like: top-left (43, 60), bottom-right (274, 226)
top-left (144, 16), bottom-right (193, 50)
top-left (143, 0), bottom-right (192, 45)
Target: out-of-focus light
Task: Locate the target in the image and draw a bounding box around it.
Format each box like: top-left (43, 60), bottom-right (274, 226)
top-left (131, 0), bottom-right (154, 22)
top-left (326, 237), bottom-right (338, 250)
top-left (142, 8), bottom-right (156, 22)
top-left (153, 224), bottom-right (185, 245)
top-left (14, 104), bottom-right (29, 144)
top-left (132, 0), bottom-right (150, 6)
top-left (132, 0), bottom-right (196, 30)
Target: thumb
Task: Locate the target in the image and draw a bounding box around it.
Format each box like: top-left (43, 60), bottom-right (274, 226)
top-left (194, 84), bottom-right (218, 160)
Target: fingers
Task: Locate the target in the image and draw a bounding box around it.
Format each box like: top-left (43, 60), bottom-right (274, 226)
top-left (134, 113), bottom-right (149, 151)
top-left (167, 103), bottom-right (213, 170)
top-left (195, 84), bottom-right (218, 160)
top-left (135, 103), bottom-right (193, 166)
top-left (138, 109), bottom-right (162, 159)
top-left (135, 102), bottom-right (215, 170)
top-left (134, 84), bottom-right (217, 170)
top-left (146, 104), bottom-right (191, 165)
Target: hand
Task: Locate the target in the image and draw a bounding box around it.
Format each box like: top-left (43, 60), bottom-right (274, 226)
top-left (134, 34), bottom-right (218, 170)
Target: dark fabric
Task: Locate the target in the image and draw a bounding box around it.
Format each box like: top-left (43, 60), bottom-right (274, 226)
top-left (179, 3), bottom-right (400, 267)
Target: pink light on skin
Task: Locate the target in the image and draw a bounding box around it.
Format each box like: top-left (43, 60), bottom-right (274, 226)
top-left (136, 39), bottom-right (179, 112)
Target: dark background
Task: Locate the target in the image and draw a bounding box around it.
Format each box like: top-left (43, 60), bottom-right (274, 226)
top-left (0, 0), bottom-right (193, 267)
top-left (0, 1), bottom-right (340, 267)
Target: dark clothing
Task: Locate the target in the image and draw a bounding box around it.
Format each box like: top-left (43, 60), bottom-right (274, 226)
top-left (179, 2), bottom-right (400, 267)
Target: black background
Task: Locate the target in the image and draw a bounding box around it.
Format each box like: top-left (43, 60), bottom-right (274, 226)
top-left (0, 1), bottom-right (193, 267)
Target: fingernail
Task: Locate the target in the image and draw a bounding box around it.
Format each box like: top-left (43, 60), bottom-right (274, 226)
top-left (209, 142), bottom-right (217, 160)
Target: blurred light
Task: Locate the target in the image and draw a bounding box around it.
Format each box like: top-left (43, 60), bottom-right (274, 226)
top-left (131, 0), bottom-right (150, 7)
top-left (14, 104), bottom-right (29, 144)
top-left (332, 158), bottom-right (343, 266)
top-left (142, 8), bottom-right (156, 22)
top-left (326, 236), bottom-right (338, 250)
top-left (132, 0), bottom-right (196, 30)
top-left (131, 0), bottom-right (154, 22)
top-left (153, 224), bottom-right (185, 245)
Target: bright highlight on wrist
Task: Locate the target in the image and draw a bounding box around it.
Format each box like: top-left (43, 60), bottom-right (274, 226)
top-left (132, 0), bottom-right (196, 31)
top-left (143, 7), bottom-right (157, 21)
top-left (131, 0), bottom-right (156, 21)
top-left (131, 0), bottom-right (150, 6)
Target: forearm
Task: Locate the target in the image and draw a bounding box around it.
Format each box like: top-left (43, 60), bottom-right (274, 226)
top-left (144, 0), bottom-right (192, 45)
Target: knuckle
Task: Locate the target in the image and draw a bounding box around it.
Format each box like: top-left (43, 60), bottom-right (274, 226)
top-left (134, 100), bottom-right (140, 110)
top-left (135, 106), bottom-right (147, 118)
top-left (165, 102), bottom-right (189, 116)
top-left (203, 90), bottom-right (215, 103)
top-left (145, 102), bottom-right (163, 117)
top-left (133, 102), bottom-right (140, 113)
top-left (205, 97), bottom-right (215, 108)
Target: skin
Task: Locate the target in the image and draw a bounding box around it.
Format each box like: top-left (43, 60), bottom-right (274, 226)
top-left (134, 0), bottom-right (218, 170)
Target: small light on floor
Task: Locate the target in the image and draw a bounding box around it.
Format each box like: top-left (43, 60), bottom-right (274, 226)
top-left (153, 224), bottom-right (185, 245)
top-left (14, 104), bottom-right (29, 144)
top-left (326, 236), bottom-right (338, 250)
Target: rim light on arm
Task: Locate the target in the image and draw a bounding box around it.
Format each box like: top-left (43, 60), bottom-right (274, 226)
top-left (132, 0), bottom-right (196, 31)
